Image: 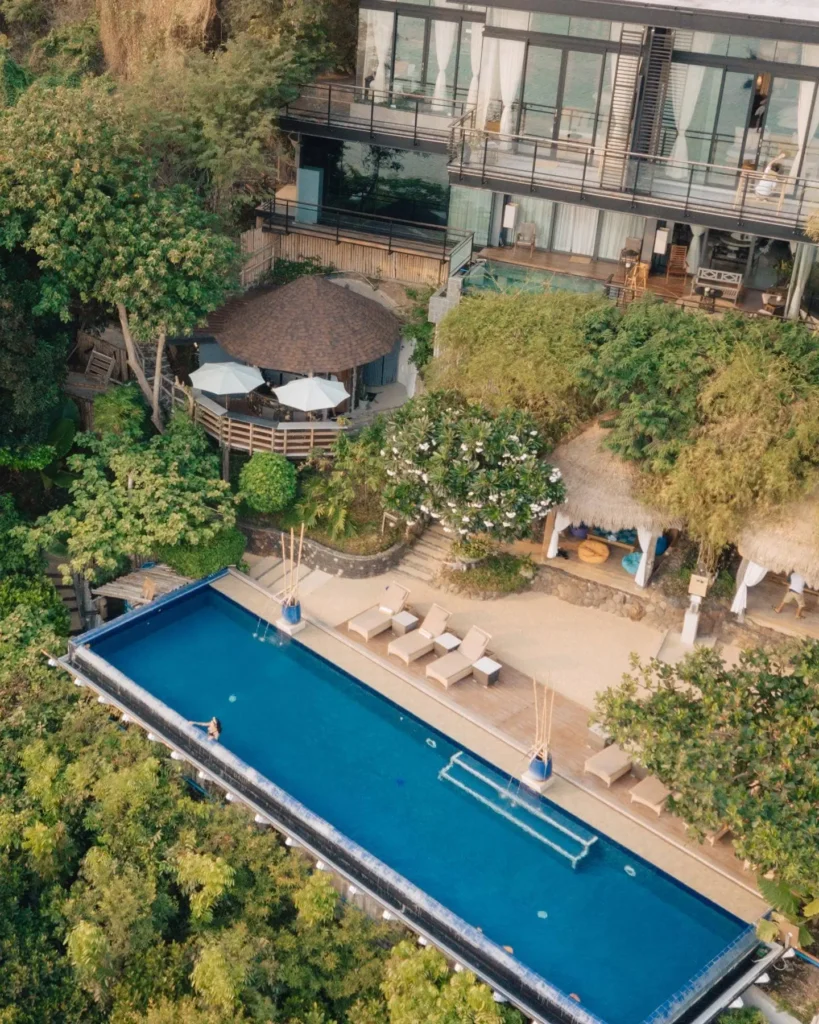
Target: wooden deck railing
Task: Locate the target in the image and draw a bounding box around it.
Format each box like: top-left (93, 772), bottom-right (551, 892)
top-left (193, 395), bottom-right (344, 458)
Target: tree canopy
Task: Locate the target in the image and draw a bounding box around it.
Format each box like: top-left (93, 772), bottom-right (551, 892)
top-left (595, 642), bottom-right (819, 944)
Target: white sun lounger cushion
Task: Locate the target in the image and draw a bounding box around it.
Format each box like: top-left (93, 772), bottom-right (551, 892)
top-left (387, 604), bottom-right (450, 664)
top-left (348, 583), bottom-right (410, 641)
top-left (584, 744), bottom-right (632, 787)
top-left (426, 626), bottom-right (491, 688)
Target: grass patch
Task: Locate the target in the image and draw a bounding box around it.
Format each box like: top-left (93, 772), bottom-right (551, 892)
top-left (442, 553), bottom-right (536, 597)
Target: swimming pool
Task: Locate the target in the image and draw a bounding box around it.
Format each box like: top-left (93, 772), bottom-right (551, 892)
top-left (71, 580), bottom-right (758, 1024)
top-left (462, 260), bottom-right (607, 296)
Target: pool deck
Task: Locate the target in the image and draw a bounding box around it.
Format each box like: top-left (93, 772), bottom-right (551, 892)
top-left (211, 570), bottom-right (767, 925)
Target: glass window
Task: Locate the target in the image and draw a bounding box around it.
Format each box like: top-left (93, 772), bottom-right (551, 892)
top-left (358, 9), bottom-right (395, 98)
top-left (552, 204), bottom-right (599, 255)
top-left (528, 13), bottom-right (569, 35)
top-left (520, 46), bottom-right (561, 138)
top-left (393, 15), bottom-right (427, 94)
top-left (515, 195), bottom-right (554, 248)
top-left (597, 212), bottom-right (645, 260)
top-left (711, 71), bottom-right (754, 168)
top-left (594, 52), bottom-right (617, 149)
top-left (429, 17), bottom-right (459, 101)
top-left (568, 17), bottom-right (611, 40)
top-left (662, 62), bottom-right (722, 165)
top-left (448, 185), bottom-right (492, 246)
top-left (760, 76), bottom-right (802, 168)
top-left (559, 50), bottom-right (603, 145)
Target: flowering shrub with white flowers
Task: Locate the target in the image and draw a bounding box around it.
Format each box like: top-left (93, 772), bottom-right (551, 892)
top-left (381, 392), bottom-right (565, 542)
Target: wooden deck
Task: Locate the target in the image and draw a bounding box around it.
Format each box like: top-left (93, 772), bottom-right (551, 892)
top-left (477, 247), bottom-right (767, 313)
top-left (193, 394), bottom-right (343, 458)
top-left (343, 615), bottom-right (760, 896)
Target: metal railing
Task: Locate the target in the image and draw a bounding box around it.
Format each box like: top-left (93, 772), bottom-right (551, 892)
top-left (258, 197), bottom-right (473, 269)
top-left (450, 114), bottom-right (819, 236)
top-left (280, 82), bottom-right (471, 148)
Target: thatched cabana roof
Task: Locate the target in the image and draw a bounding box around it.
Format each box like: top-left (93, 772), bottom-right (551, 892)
top-left (551, 423), bottom-right (682, 535)
top-left (737, 491), bottom-right (819, 586)
top-left (202, 277), bottom-right (401, 374)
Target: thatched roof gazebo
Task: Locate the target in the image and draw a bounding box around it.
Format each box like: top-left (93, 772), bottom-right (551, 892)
top-left (731, 491), bottom-right (819, 614)
top-left (546, 423), bottom-right (682, 587)
top-left (203, 276), bottom-right (401, 375)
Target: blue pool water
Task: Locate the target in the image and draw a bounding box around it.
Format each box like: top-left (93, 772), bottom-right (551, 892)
top-left (90, 587), bottom-right (749, 1024)
top-left (463, 260), bottom-right (607, 296)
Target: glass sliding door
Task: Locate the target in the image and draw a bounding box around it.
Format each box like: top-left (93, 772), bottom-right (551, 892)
top-left (559, 50), bottom-right (604, 146)
top-left (393, 15), bottom-right (427, 95)
top-left (519, 46), bottom-right (562, 138)
top-left (515, 195), bottom-right (555, 249)
top-left (448, 185), bottom-right (493, 247)
top-left (551, 204), bottom-right (599, 256)
top-left (710, 71), bottom-right (754, 168)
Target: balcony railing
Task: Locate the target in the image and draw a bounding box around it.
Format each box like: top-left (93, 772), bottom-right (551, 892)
top-left (450, 113), bottom-right (819, 237)
top-left (280, 82), bottom-right (471, 149)
top-left (258, 198), bottom-right (473, 275)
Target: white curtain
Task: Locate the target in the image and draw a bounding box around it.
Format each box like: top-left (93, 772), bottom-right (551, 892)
top-left (546, 511), bottom-right (572, 559)
top-left (477, 36), bottom-right (499, 126)
top-left (667, 35), bottom-right (714, 178)
top-left (498, 37), bottom-right (526, 142)
top-left (686, 225), bottom-right (707, 273)
top-left (634, 527), bottom-right (657, 588)
top-left (369, 10), bottom-right (394, 96)
top-left (793, 58), bottom-right (819, 178)
top-left (597, 212), bottom-right (645, 261)
top-left (552, 205), bottom-right (599, 256)
top-left (516, 196), bottom-right (554, 246)
top-left (433, 6), bottom-right (457, 105)
top-left (730, 561), bottom-right (768, 615)
top-left (465, 23), bottom-right (483, 111)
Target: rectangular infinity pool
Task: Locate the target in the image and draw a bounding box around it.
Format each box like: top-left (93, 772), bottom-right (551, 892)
top-left (463, 260), bottom-right (607, 296)
top-left (84, 585), bottom-right (753, 1024)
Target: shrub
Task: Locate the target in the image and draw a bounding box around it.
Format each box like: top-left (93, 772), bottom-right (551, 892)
top-left (0, 494), bottom-right (42, 575)
top-left (93, 382), bottom-right (149, 439)
top-left (156, 525), bottom-right (247, 578)
top-left (717, 1009), bottom-right (765, 1024)
top-left (442, 553), bottom-right (536, 597)
top-left (0, 573), bottom-right (70, 635)
top-left (239, 452), bottom-right (297, 514)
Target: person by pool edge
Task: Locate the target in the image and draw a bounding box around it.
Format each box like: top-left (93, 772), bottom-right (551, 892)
top-left (190, 717), bottom-right (221, 741)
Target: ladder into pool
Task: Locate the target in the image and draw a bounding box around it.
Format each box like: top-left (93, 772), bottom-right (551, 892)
top-left (438, 751), bottom-right (597, 869)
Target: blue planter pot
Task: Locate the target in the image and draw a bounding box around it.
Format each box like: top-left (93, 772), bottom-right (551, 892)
top-left (282, 601), bottom-right (301, 625)
top-left (528, 753), bottom-right (553, 781)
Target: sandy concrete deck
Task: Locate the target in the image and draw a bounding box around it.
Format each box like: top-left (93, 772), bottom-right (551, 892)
top-left (210, 571), bottom-right (766, 923)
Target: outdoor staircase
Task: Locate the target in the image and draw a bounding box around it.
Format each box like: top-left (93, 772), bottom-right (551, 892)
top-left (632, 27), bottom-right (674, 159)
top-left (439, 752), bottom-right (598, 869)
top-left (395, 523), bottom-right (452, 583)
top-left (599, 26), bottom-right (646, 191)
top-left (247, 554), bottom-right (313, 594)
top-left (45, 554), bottom-right (84, 636)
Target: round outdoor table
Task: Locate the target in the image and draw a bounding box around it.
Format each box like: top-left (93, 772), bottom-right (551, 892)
top-left (694, 284), bottom-right (724, 313)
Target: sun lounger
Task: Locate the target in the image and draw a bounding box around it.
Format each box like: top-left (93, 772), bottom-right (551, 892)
top-left (425, 626), bottom-right (491, 688)
top-left (387, 604), bottom-right (451, 665)
top-left (348, 583), bottom-right (410, 641)
top-left (584, 744), bottom-right (632, 787)
top-left (629, 775), bottom-right (671, 816)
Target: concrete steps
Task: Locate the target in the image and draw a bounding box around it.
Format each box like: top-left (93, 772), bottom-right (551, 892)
top-left (395, 524), bottom-right (453, 583)
top-left (248, 555), bottom-right (282, 582)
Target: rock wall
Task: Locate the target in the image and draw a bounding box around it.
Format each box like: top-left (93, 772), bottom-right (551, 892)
top-left (240, 521), bottom-right (409, 579)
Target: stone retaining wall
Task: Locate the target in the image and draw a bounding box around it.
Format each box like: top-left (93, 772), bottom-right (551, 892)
top-left (240, 521), bottom-right (409, 579)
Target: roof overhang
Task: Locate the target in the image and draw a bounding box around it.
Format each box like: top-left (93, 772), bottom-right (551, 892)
top-left (459, 0), bottom-right (819, 46)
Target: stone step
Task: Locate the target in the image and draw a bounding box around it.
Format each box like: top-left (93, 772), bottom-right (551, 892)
top-left (395, 564), bottom-right (436, 583)
top-left (413, 541), bottom-right (451, 562)
top-left (248, 555), bottom-right (281, 581)
top-left (399, 556), bottom-right (440, 580)
top-left (260, 561), bottom-right (312, 592)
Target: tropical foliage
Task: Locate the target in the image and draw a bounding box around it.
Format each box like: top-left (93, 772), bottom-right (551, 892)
top-left (155, 525), bottom-right (248, 578)
top-left (432, 291), bottom-right (606, 446)
top-left (239, 452), bottom-right (298, 515)
top-left (0, 607), bottom-right (521, 1024)
top-left (382, 392), bottom-right (564, 542)
top-left (22, 414), bottom-right (236, 583)
top-left (594, 642), bottom-right (819, 944)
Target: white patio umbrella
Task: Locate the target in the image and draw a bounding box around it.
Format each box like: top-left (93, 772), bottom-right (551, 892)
top-left (189, 361), bottom-right (265, 396)
top-left (273, 377), bottom-right (350, 412)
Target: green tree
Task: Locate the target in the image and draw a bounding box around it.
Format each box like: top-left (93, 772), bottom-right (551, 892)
top-left (22, 414), bottom-right (236, 582)
top-left (382, 392), bottom-right (564, 543)
top-left (431, 291), bottom-right (605, 446)
top-left (239, 452), bottom-right (297, 515)
top-left (594, 642), bottom-right (819, 943)
top-left (92, 382), bottom-right (149, 441)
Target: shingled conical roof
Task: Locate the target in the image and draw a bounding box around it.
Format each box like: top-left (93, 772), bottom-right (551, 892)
top-left (203, 276), bottom-right (401, 374)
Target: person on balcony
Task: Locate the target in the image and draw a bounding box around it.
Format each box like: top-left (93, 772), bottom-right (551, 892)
top-left (755, 152), bottom-right (787, 199)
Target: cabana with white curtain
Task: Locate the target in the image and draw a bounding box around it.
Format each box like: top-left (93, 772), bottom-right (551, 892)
top-left (545, 424), bottom-right (681, 589)
top-left (731, 492), bottom-right (819, 617)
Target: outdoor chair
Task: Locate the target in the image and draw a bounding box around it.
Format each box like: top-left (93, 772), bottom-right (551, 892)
top-left (619, 236), bottom-right (643, 264)
top-left (425, 626), bottom-right (491, 689)
top-left (387, 604), bottom-right (451, 665)
top-left (629, 775), bottom-right (671, 816)
top-left (665, 245), bottom-right (689, 282)
top-left (584, 744), bottom-right (632, 787)
top-left (348, 583), bottom-right (410, 642)
top-left (84, 348), bottom-right (117, 385)
top-left (514, 222), bottom-right (537, 257)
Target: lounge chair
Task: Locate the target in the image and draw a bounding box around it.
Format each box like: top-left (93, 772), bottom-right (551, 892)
top-left (348, 583), bottom-right (410, 642)
top-left (629, 775), bottom-right (671, 816)
top-left (584, 744), bottom-right (632, 787)
top-left (425, 626), bottom-right (491, 689)
top-left (387, 604), bottom-right (450, 665)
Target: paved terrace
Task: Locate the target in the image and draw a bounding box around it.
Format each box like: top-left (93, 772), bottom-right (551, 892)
top-left (215, 567), bottom-right (766, 924)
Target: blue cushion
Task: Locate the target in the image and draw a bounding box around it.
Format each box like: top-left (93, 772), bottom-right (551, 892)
top-left (621, 552), bottom-right (641, 575)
